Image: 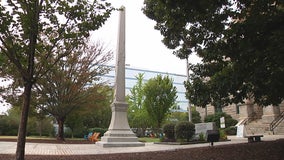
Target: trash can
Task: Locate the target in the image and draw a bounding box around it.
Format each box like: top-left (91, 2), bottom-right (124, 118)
top-left (206, 130), bottom-right (220, 146)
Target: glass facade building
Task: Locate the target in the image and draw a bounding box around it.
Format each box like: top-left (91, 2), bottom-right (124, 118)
top-left (101, 66), bottom-right (188, 112)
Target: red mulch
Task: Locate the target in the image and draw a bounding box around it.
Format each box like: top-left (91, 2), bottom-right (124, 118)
top-left (0, 138), bottom-right (93, 144)
top-left (1, 139), bottom-right (284, 160)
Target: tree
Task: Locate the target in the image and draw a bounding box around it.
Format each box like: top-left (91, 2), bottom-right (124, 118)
top-left (0, 107), bottom-right (21, 136)
top-left (143, 0), bottom-right (227, 56)
top-left (167, 112), bottom-right (188, 122)
top-left (0, 1), bottom-right (113, 158)
top-left (143, 0), bottom-right (284, 107)
top-left (191, 107), bottom-right (202, 124)
top-left (127, 73), bottom-right (152, 132)
top-left (143, 75), bottom-right (177, 128)
top-left (35, 42), bottom-right (112, 141)
top-left (166, 108), bottom-right (201, 124)
top-left (66, 85), bottom-right (113, 137)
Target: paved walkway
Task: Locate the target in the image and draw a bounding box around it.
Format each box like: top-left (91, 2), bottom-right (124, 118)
top-left (0, 135), bottom-right (283, 155)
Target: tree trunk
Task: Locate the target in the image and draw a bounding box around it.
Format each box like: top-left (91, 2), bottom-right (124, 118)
top-left (57, 118), bottom-right (65, 141)
top-left (71, 129), bottom-right (74, 139)
top-left (38, 120), bottom-right (42, 137)
top-left (16, 82), bottom-right (33, 160)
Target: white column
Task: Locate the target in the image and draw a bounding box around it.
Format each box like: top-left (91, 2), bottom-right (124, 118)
top-left (96, 6), bottom-right (144, 147)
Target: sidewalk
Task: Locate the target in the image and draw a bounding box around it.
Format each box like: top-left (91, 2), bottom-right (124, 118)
top-left (0, 135), bottom-right (283, 155)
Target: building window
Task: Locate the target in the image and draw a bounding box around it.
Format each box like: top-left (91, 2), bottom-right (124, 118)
top-left (236, 104), bottom-right (240, 114)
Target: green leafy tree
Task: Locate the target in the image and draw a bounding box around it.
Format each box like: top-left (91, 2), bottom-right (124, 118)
top-left (143, 75), bottom-right (177, 128)
top-left (66, 85), bottom-right (113, 137)
top-left (143, 0), bottom-right (226, 56)
top-left (0, 1), bottom-right (113, 159)
top-left (191, 107), bottom-right (202, 124)
top-left (143, 0), bottom-right (284, 107)
top-left (167, 112), bottom-right (188, 122)
top-left (35, 42), bottom-right (112, 141)
top-left (0, 107), bottom-right (21, 136)
top-left (127, 73), bottom-right (152, 132)
top-left (26, 114), bottom-right (54, 137)
top-left (166, 107), bottom-right (201, 124)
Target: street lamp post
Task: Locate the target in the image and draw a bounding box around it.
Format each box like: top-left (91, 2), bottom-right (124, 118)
top-left (186, 56), bottom-right (192, 122)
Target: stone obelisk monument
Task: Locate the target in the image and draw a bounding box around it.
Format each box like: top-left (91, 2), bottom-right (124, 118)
top-left (96, 6), bottom-right (144, 147)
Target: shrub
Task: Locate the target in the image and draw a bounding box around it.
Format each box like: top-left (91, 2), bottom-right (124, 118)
top-left (162, 123), bottom-right (175, 140)
top-left (204, 112), bottom-right (238, 129)
top-left (175, 121), bottom-right (195, 142)
top-left (224, 126), bottom-right (237, 135)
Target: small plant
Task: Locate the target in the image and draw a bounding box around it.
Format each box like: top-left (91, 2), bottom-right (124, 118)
top-left (198, 132), bottom-right (205, 141)
top-left (219, 129), bottom-right (227, 140)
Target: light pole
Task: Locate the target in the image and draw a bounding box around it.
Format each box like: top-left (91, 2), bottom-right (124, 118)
top-left (186, 56), bottom-right (192, 122)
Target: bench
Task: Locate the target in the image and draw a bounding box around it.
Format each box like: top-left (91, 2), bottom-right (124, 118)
top-left (244, 135), bottom-right (263, 143)
top-left (88, 132), bottom-right (100, 142)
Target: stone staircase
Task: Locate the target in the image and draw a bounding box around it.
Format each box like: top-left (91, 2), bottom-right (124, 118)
top-left (273, 122), bottom-right (284, 135)
top-left (270, 111), bottom-right (284, 135)
top-left (245, 120), bottom-right (267, 135)
top-left (244, 112), bottom-right (284, 135)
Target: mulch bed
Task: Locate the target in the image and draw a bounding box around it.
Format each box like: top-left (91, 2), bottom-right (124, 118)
top-left (1, 138), bottom-right (284, 160)
top-left (0, 138), bottom-right (93, 144)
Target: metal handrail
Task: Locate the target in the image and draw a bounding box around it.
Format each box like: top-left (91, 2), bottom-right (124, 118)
top-left (270, 111), bottom-right (284, 132)
top-left (235, 117), bottom-right (249, 127)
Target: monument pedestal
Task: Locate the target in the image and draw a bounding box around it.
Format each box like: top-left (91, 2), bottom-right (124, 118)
top-left (96, 101), bottom-right (144, 147)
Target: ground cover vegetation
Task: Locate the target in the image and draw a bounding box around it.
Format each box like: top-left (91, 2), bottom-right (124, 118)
top-left (143, 0), bottom-right (284, 108)
top-left (0, 0), bottom-right (114, 159)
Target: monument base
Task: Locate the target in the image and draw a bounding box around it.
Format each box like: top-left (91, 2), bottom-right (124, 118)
top-left (96, 129), bottom-right (145, 147)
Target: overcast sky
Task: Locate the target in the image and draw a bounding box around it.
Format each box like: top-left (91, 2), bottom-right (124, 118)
top-left (92, 0), bottom-right (201, 75)
top-left (0, 0), bottom-right (202, 113)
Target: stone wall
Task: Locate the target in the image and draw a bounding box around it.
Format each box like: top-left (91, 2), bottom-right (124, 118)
top-left (195, 101), bottom-right (284, 135)
top-left (222, 104), bottom-right (240, 120)
top-left (197, 104), bottom-right (240, 122)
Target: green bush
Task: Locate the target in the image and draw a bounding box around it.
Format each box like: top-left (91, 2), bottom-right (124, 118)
top-left (162, 123), bottom-right (175, 140)
top-left (0, 115), bottom-right (18, 136)
top-left (224, 126), bottom-right (237, 135)
top-left (175, 121), bottom-right (195, 142)
top-left (204, 112), bottom-right (238, 129)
